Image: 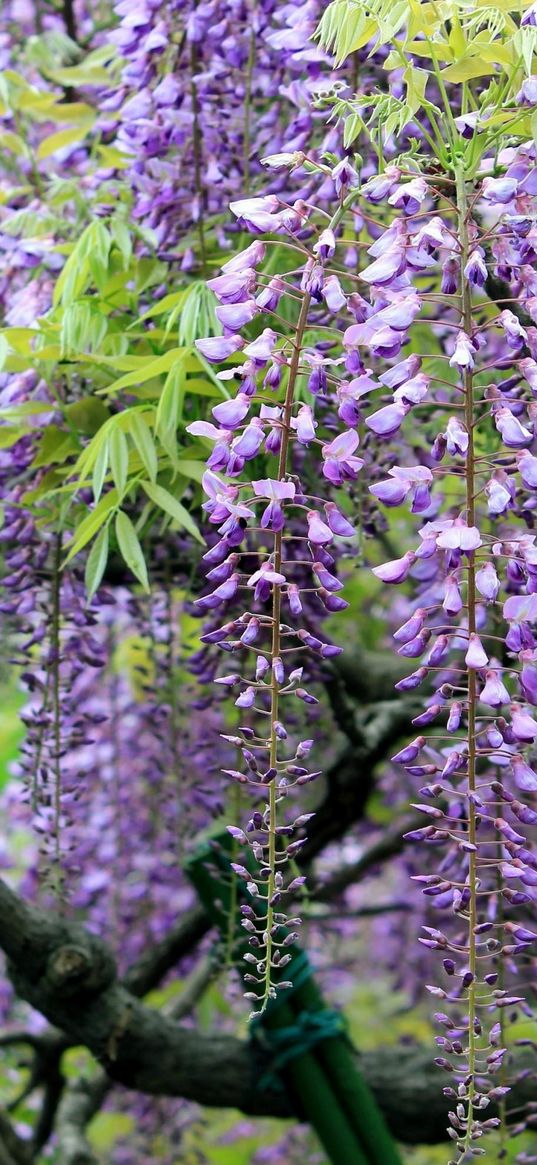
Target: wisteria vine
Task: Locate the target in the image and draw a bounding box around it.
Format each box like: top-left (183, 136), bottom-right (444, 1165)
top-left (191, 3), bottom-right (537, 1154)
top-left (0, 1), bottom-right (536, 1163)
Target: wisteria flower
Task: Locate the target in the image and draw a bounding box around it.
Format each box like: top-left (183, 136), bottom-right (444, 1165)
top-left (321, 430), bottom-right (364, 485)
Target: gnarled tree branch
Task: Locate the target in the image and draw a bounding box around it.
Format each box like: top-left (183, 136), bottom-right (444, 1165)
top-left (1, 876), bottom-right (536, 1145)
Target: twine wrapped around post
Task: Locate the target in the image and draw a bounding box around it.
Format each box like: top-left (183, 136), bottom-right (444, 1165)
top-left (186, 833), bottom-right (402, 1165)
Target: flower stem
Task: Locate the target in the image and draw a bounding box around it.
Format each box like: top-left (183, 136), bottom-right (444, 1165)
top-left (262, 290), bottom-right (311, 1010)
top-left (456, 163), bottom-right (479, 1155)
top-left (190, 43), bottom-right (208, 277)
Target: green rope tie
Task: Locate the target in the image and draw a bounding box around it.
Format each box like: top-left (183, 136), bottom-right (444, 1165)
top-left (251, 1008), bottom-right (348, 1091)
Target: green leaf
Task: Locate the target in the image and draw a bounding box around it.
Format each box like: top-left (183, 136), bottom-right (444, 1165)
top-left (32, 426), bottom-right (77, 467)
top-left (155, 359), bottom-right (187, 453)
top-left (109, 427), bottom-right (129, 494)
top-left (110, 217), bottom-right (132, 268)
top-left (58, 220), bottom-right (111, 305)
top-left (141, 481), bottom-right (205, 544)
top-left (85, 525), bottom-right (109, 598)
top-left (129, 411), bottom-right (158, 482)
top-left (135, 290), bottom-right (186, 324)
top-left (98, 349), bottom-right (188, 396)
top-left (441, 57), bottom-right (493, 82)
top-left (0, 130), bottom-right (29, 157)
top-left (36, 125), bottom-right (91, 159)
top-left (92, 441), bottom-right (109, 502)
top-left (403, 65), bottom-right (428, 116)
top-left (64, 489), bottom-right (119, 564)
top-left (0, 334), bottom-right (10, 373)
top-left (115, 510), bottom-right (149, 590)
top-left (64, 398), bottom-right (109, 436)
top-left (60, 301), bottom-right (108, 357)
top-left (178, 282), bottom-right (221, 346)
top-left (176, 458), bottom-right (205, 483)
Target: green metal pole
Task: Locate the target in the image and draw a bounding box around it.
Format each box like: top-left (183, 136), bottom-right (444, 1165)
top-left (287, 973), bottom-right (402, 1165)
top-left (258, 997), bottom-right (371, 1165)
top-left (185, 835), bottom-right (402, 1165)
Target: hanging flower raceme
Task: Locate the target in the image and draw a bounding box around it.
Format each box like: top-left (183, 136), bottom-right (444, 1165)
top-left (189, 183), bottom-right (366, 1011)
top-left (333, 158), bottom-right (537, 1159)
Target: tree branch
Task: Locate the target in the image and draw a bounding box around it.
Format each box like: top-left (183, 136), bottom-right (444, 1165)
top-left (312, 811), bottom-right (424, 902)
top-left (1, 875), bottom-right (536, 1144)
top-left (0, 1111), bottom-right (31, 1165)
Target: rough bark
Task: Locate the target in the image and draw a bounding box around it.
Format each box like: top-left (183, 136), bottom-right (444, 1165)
top-left (1, 876), bottom-right (536, 1144)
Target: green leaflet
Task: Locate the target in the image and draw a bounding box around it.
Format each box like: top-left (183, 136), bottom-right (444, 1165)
top-left (115, 510), bottom-right (150, 590)
top-left (84, 525), bottom-right (109, 598)
top-left (64, 489), bottom-right (119, 564)
top-left (141, 480), bottom-right (205, 544)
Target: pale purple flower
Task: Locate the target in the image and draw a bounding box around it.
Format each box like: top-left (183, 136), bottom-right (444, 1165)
top-left (369, 476), bottom-right (407, 506)
top-left (389, 177), bottom-right (428, 214)
top-left (331, 158), bottom-right (359, 194)
top-left (520, 655), bottom-right (537, 705)
top-left (314, 228), bottom-right (336, 260)
top-left (394, 608), bottom-right (426, 643)
top-left (243, 328), bottom-right (277, 366)
top-left (208, 270), bottom-right (256, 303)
top-left (517, 77), bottom-right (537, 104)
top-left (476, 562), bottom-right (500, 601)
top-left (292, 404), bottom-right (317, 445)
top-left (252, 479), bottom-right (296, 502)
top-left (443, 575), bottom-right (463, 615)
top-left (372, 551), bottom-right (416, 584)
top-left (212, 393), bottom-right (251, 429)
top-left (216, 300), bottom-right (259, 331)
top-left (360, 247), bottom-right (406, 285)
top-left (393, 374), bottom-right (429, 405)
top-left (504, 592), bottom-right (537, 622)
top-left (322, 430), bottom-right (364, 485)
top-left (480, 670), bottom-right (510, 706)
top-left (486, 473), bottom-right (512, 515)
top-left (232, 419), bottom-right (265, 458)
top-left (196, 334), bottom-right (244, 363)
top-left (511, 755), bottom-right (537, 792)
top-left (187, 420), bottom-right (228, 442)
top-left (511, 704), bottom-right (537, 741)
top-left (247, 560), bottom-right (286, 588)
top-left (365, 401), bottom-right (409, 438)
top-left (495, 407), bottom-right (532, 448)
top-left (370, 465), bottom-right (432, 509)
top-left (313, 562), bottom-right (344, 592)
top-left (221, 241), bottom-right (265, 274)
top-left (500, 309), bottom-right (527, 348)
top-left (436, 523), bottom-right (482, 551)
top-left (257, 278), bottom-right (284, 313)
top-left (412, 216), bottom-right (451, 252)
top-left (322, 275), bottom-right (347, 312)
top-left (455, 111), bottom-right (480, 138)
top-left (449, 331), bottom-right (476, 370)
top-left (465, 633), bottom-right (489, 669)
top-left (380, 356), bottom-right (421, 389)
top-left (253, 478), bottom-right (295, 531)
top-left (445, 416), bottom-right (469, 456)
top-left (522, 1), bottom-right (537, 25)
top-left (361, 166), bottom-right (400, 202)
top-left (230, 196), bottom-right (281, 232)
top-left (307, 510), bottom-right (334, 545)
top-left (392, 736), bottom-right (425, 764)
top-left (323, 502), bottom-right (355, 537)
top-left (519, 358), bottom-right (537, 393)
top-left (481, 177), bottom-right (518, 204)
top-left (464, 249), bottom-right (487, 287)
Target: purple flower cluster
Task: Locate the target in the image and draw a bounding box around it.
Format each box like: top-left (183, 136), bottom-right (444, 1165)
top-left (190, 180), bottom-right (367, 1009)
top-left (191, 136), bottom-right (537, 1137)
